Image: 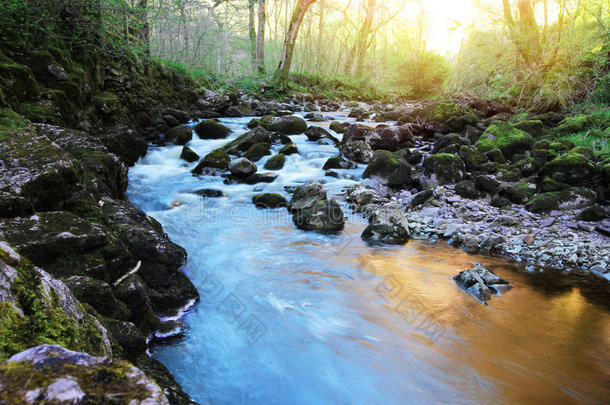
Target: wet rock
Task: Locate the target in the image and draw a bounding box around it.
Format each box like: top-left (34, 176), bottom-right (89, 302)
top-left (479, 234), bottom-right (506, 254)
top-left (252, 193), bottom-right (287, 208)
top-left (163, 108), bottom-right (191, 124)
top-left (453, 263), bottom-right (509, 302)
top-left (340, 141), bottom-right (373, 163)
top-left (323, 156), bottom-right (358, 170)
top-left (166, 125), bottom-right (192, 145)
top-left (361, 205), bottom-right (411, 244)
top-left (410, 189), bottom-right (433, 208)
top-left (267, 115), bottom-right (307, 134)
top-left (180, 146), bottom-right (199, 163)
top-left (241, 173), bottom-right (277, 184)
top-left (372, 126), bottom-right (413, 151)
top-left (0, 211), bottom-right (108, 278)
top-left (162, 114), bottom-right (180, 128)
top-left (224, 126), bottom-right (272, 155)
top-left (192, 148), bottom-right (230, 174)
top-left (329, 121), bottom-right (346, 133)
top-left (305, 126), bottom-right (338, 143)
top-left (63, 275), bottom-right (131, 320)
top-left (362, 150), bottom-right (412, 187)
top-left (102, 318), bottom-right (147, 358)
top-left (455, 180), bottom-right (480, 199)
top-left (422, 153), bottom-right (466, 185)
top-left (195, 119), bottom-right (232, 139)
top-left (264, 153), bottom-right (285, 170)
top-left (191, 188), bottom-right (225, 198)
top-left (279, 143), bottom-right (299, 155)
top-left (341, 124), bottom-right (376, 144)
top-left (0, 345), bottom-right (169, 404)
top-left (229, 157), bottom-right (257, 178)
top-left (345, 185), bottom-right (377, 205)
top-left (287, 181), bottom-right (327, 212)
top-left (243, 142), bottom-right (271, 161)
top-left (292, 199), bottom-right (345, 232)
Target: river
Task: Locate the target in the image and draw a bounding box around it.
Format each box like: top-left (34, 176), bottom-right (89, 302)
top-left (127, 115), bottom-right (610, 404)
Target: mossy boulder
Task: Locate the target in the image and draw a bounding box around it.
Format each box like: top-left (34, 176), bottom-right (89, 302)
top-left (329, 121), bottom-right (346, 133)
top-left (194, 119), bottom-right (231, 139)
top-left (569, 146), bottom-right (596, 161)
top-left (458, 145), bottom-right (488, 171)
top-left (165, 125), bottom-right (192, 145)
top-left (223, 127), bottom-right (272, 155)
top-left (538, 152), bottom-right (596, 186)
top-left (475, 122), bottom-right (533, 158)
top-left (455, 180), bottom-right (480, 199)
top-left (485, 148), bottom-right (506, 163)
top-left (63, 276), bottom-right (131, 321)
top-left (267, 115), bottom-right (307, 134)
top-left (512, 119), bottom-right (544, 137)
top-left (323, 156), bottom-right (357, 170)
top-left (180, 146), bottom-right (199, 163)
top-left (264, 153), bottom-right (285, 170)
top-left (243, 142), bottom-right (271, 161)
top-left (279, 143), bottom-right (299, 155)
top-left (252, 193), bottom-right (287, 208)
top-left (192, 148), bottom-right (230, 174)
top-left (0, 345), bottom-right (169, 404)
top-left (554, 114), bottom-right (593, 135)
top-left (525, 189), bottom-right (596, 213)
top-left (422, 153), bottom-right (466, 185)
top-left (362, 150), bottom-right (412, 187)
top-left (247, 115), bottom-right (273, 129)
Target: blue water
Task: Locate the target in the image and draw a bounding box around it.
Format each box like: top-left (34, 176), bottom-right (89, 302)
top-left (127, 116), bottom-right (610, 404)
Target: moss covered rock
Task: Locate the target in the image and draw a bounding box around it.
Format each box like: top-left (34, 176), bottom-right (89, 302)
top-left (422, 153), bottom-right (466, 185)
top-left (252, 193), bottom-right (287, 208)
top-left (362, 150), bottom-right (412, 187)
top-left (0, 345), bottom-right (168, 404)
top-left (264, 153), bottom-right (285, 170)
top-left (458, 145), bottom-right (488, 171)
top-left (165, 125), bottom-right (192, 145)
top-left (279, 143), bottom-right (299, 155)
top-left (194, 119), bottom-right (232, 139)
top-left (192, 148), bottom-right (230, 174)
top-left (554, 114), bottom-right (592, 135)
top-left (538, 152), bottom-right (596, 186)
top-left (243, 142), bottom-right (271, 162)
top-left (525, 189), bottom-right (596, 213)
top-left (512, 119), bottom-right (544, 137)
top-left (223, 127), bottom-right (272, 155)
top-left (475, 122), bottom-right (533, 158)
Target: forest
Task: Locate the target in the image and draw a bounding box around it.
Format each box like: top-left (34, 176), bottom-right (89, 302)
top-left (0, 1), bottom-right (609, 404)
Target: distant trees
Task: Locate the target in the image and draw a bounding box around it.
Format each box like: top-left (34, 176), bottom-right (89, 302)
top-left (275, 0), bottom-right (317, 80)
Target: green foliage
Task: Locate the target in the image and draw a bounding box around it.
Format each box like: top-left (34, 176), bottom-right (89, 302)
top-left (395, 51), bottom-right (449, 98)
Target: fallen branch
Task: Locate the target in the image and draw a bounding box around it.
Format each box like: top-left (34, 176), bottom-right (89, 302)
top-left (113, 260), bottom-right (141, 287)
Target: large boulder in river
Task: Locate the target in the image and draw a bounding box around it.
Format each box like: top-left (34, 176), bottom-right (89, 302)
top-left (229, 157), bottom-right (257, 178)
top-left (362, 150), bottom-right (412, 187)
top-left (475, 122), bottom-right (533, 159)
top-left (305, 126), bottom-right (339, 143)
top-left (287, 181), bottom-right (327, 212)
top-left (453, 263), bottom-right (509, 303)
top-left (166, 125), bottom-right (192, 145)
top-left (361, 205), bottom-right (411, 244)
top-left (292, 199), bottom-right (345, 232)
top-left (194, 119), bottom-right (231, 139)
top-left (0, 345), bottom-right (169, 404)
top-left (267, 115), bottom-right (307, 134)
top-left (340, 141), bottom-right (373, 163)
top-left (422, 153), bottom-right (466, 185)
top-left (180, 146), bottom-right (199, 162)
top-left (223, 126), bottom-right (272, 155)
top-left (192, 148), bottom-right (230, 174)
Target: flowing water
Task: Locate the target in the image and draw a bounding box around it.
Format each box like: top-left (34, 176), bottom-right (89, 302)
top-left (127, 115), bottom-right (610, 404)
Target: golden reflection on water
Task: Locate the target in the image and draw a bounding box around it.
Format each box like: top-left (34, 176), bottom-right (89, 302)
top-left (333, 239), bottom-right (610, 403)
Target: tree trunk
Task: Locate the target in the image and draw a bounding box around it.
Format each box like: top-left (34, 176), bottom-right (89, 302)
top-left (256, 0), bottom-right (266, 74)
top-left (275, 0), bottom-right (317, 80)
top-left (354, 0), bottom-right (376, 77)
top-left (249, 0), bottom-right (256, 73)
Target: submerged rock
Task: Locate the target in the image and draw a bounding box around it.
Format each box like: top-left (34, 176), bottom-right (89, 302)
top-left (252, 193), bottom-right (287, 208)
top-left (361, 205), bottom-right (411, 244)
top-left (229, 157), bottom-right (257, 178)
top-left (453, 263), bottom-right (509, 303)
